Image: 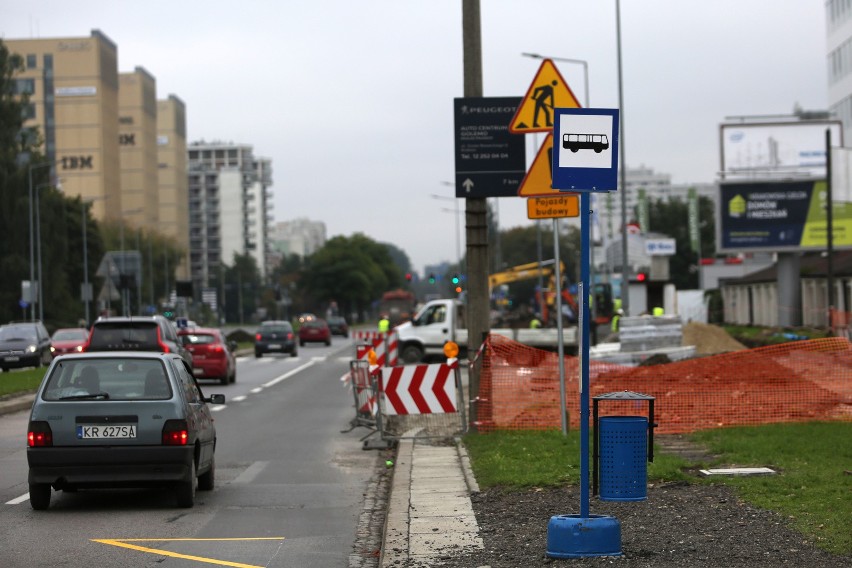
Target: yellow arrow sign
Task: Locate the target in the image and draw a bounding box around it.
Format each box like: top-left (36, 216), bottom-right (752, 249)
top-left (509, 59), bottom-right (581, 134)
top-left (517, 133), bottom-right (560, 197)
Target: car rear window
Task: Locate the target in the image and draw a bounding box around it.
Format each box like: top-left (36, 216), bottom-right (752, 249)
top-left (260, 325), bottom-right (291, 334)
top-left (180, 333), bottom-right (217, 345)
top-left (41, 357), bottom-right (172, 401)
top-left (88, 322), bottom-right (159, 350)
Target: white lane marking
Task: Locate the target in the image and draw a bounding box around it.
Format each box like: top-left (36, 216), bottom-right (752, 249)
top-left (6, 493), bottom-right (30, 505)
top-left (210, 405), bottom-right (226, 412)
top-left (250, 387), bottom-right (263, 394)
top-left (231, 395), bottom-right (247, 402)
top-left (232, 461), bottom-right (268, 484)
top-left (263, 360), bottom-right (315, 388)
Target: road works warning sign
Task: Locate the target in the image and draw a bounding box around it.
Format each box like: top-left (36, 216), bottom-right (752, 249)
top-left (509, 59), bottom-right (581, 134)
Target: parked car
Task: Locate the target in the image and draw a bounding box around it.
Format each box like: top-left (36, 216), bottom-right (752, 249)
top-left (49, 328), bottom-right (90, 358)
top-left (254, 321), bottom-right (298, 358)
top-left (0, 321), bottom-right (52, 372)
top-left (82, 315), bottom-right (193, 369)
top-left (326, 316), bottom-right (349, 337)
top-left (178, 328), bottom-right (236, 385)
top-left (299, 318), bottom-right (331, 346)
top-left (26, 351), bottom-right (225, 509)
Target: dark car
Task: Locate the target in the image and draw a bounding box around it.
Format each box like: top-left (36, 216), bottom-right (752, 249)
top-left (178, 328), bottom-right (236, 385)
top-left (82, 316), bottom-right (193, 369)
top-left (299, 319), bottom-right (331, 346)
top-left (27, 351), bottom-right (224, 509)
top-left (326, 316), bottom-right (349, 337)
top-left (254, 321), bottom-right (298, 358)
top-left (0, 321), bottom-right (52, 372)
top-left (50, 328), bottom-right (90, 358)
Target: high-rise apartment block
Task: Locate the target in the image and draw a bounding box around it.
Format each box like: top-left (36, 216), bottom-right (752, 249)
top-left (187, 142), bottom-right (273, 290)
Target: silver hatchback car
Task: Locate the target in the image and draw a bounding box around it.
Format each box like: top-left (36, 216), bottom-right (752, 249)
top-left (27, 351), bottom-right (225, 510)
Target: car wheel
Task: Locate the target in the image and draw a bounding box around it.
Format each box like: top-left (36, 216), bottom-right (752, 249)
top-left (300, 340), bottom-right (305, 347)
top-left (291, 349), bottom-right (298, 358)
top-left (220, 374), bottom-right (228, 385)
top-left (198, 455), bottom-right (215, 491)
top-left (229, 370), bottom-right (236, 384)
top-left (325, 339), bottom-right (331, 346)
top-left (176, 459), bottom-right (197, 508)
top-left (29, 483), bottom-right (51, 510)
top-left (401, 344), bottom-right (424, 364)
top-left (255, 351), bottom-right (262, 358)
top-left (1, 367), bottom-right (8, 373)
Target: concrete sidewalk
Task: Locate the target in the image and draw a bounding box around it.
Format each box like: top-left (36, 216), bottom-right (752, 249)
top-left (381, 431), bottom-right (483, 567)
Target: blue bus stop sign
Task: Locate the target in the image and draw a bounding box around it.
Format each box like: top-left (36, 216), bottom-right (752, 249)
top-left (551, 108), bottom-right (619, 193)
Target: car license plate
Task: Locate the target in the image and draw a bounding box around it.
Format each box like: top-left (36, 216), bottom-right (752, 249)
top-left (4, 356), bottom-right (19, 362)
top-left (268, 344), bottom-right (281, 349)
top-left (77, 425), bottom-right (137, 439)
top-left (193, 368), bottom-right (203, 375)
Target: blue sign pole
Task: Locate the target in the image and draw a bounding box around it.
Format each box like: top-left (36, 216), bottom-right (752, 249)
top-left (579, 191), bottom-right (591, 518)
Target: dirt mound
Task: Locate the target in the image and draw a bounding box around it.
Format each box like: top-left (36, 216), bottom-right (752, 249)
top-left (682, 321), bottom-right (747, 355)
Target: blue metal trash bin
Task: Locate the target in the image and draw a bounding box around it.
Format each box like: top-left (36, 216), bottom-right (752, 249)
top-left (598, 416), bottom-right (648, 501)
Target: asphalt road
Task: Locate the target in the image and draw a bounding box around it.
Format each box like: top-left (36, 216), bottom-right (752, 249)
top-left (0, 336), bottom-right (382, 567)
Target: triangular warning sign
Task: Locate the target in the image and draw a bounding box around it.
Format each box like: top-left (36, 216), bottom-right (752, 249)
top-left (518, 134), bottom-right (561, 197)
top-left (509, 59), bottom-right (581, 134)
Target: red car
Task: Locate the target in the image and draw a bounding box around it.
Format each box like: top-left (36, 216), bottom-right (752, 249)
top-left (49, 328), bottom-right (90, 358)
top-left (178, 327), bottom-right (236, 385)
top-left (299, 319), bottom-right (331, 346)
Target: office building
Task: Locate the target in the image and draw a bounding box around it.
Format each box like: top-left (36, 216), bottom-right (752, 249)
top-left (156, 95), bottom-right (190, 280)
top-left (8, 30), bottom-right (121, 220)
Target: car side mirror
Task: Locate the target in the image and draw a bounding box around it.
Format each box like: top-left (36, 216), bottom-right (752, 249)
top-left (207, 394), bottom-right (226, 405)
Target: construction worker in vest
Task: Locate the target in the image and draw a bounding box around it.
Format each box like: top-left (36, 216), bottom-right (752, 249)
top-left (529, 314), bottom-right (542, 329)
top-left (378, 314), bottom-right (390, 333)
top-left (652, 306), bottom-right (664, 317)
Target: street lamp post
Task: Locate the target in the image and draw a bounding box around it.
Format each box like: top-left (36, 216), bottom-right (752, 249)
top-left (35, 181), bottom-right (57, 323)
top-left (434, 183), bottom-right (464, 272)
top-left (27, 162), bottom-right (52, 321)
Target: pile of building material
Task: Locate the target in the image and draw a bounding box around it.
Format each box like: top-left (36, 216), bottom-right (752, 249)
top-left (590, 315), bottom-right (696, 365)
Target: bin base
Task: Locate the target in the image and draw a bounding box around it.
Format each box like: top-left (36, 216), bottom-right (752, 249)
top-left (546, 514), bottom-right (622, 558)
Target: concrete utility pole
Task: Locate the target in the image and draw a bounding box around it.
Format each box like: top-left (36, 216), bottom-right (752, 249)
top-left (462, 0), bottom-right (486, 431)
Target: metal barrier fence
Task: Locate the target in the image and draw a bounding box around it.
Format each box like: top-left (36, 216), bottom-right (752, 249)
top-left (352, 330), bottom-right (398, 367)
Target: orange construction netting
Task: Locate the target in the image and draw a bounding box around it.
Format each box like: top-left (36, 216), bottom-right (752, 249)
top-left (474, 334), bottom-right (852, 434)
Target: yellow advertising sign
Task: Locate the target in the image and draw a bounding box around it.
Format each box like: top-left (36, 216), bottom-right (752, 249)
top-left (518, 133), bottom-right (560, 197)
top-left (509, 59), bottom-right (582, 134)
top-left (527, 195), bottom-right (580, 219)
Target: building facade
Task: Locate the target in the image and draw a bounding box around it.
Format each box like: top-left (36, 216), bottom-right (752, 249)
top-left (828, 0), bottom-right (852, 143)
top-left (156, 95), bottom-right (189, 280)
top-left (187, 142), bottom-right (273, 291)
top-left (118, 66), bottom-right (158, 228)
top-left (8, 30), bottom-right (121, 220)
top-left (270, 218), bottom-right (327, 260)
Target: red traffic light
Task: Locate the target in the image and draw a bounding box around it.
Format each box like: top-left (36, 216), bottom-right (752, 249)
top-left (635, 272), bottom-right (647, 282)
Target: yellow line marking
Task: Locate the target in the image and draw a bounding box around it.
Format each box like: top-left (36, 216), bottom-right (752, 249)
top-left (92, 538), bottom-right (285, 568)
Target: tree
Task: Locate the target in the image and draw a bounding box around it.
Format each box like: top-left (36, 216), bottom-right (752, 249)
top-left (299, 233), bottom-right (401, 319)
top-left (647, 194), bottom-right (716, 289)
top-left (222, 253), bottom-right (261, 324)
top-left (0, 40), bottom-right (41, 322)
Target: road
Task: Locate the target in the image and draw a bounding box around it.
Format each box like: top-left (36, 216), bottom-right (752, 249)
top-left (0, 336), bottom-right (384, 567)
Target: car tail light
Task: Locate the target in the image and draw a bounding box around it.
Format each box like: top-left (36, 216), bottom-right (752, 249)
top-left (28, 421), bottom-right (53, 447)
top-left (162, 419), bottom-right (188, 446)
top-left (156, 327), bottom-right (171, 354)
top-left (255, 333), bottom-right (262, 341)
top-left (287, 332), bottom-right (294, 340)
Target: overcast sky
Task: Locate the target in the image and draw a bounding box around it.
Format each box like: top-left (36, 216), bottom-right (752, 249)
top-left (2, 1), bottom-right (828, 274)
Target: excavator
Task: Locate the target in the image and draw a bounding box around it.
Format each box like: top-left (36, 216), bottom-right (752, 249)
top-left (489, 260), bottom-right (614, 328)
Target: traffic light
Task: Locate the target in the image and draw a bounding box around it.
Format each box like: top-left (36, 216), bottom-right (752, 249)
top-left (451, 274), bottom-right (460, 285)
top-left (428, 273), bottom-right (436, 284)
top-left (405, 272), bottom-right (412, 281)
top-left (632, 272), bottom-right (648, 283)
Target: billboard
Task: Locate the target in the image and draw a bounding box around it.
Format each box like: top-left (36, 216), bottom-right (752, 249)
top-left (720, 120), bottom-right (842, 180)
top-left (716, 179), bottom-right (852, 253)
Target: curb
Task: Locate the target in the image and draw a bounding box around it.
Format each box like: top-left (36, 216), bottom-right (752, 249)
top-left (0, 393), bottom-right (34, 416)
top-left (380, 432), bottom-right (417, 568)
top-left (455, 438), bottom-right (480, 494)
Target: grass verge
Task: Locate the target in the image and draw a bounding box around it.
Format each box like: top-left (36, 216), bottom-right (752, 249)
top-left (463, 421), bottom-right (851, 554)
top-left (0, 367), bottom-right (46, 398)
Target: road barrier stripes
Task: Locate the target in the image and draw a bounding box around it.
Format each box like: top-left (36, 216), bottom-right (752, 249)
top-left (380, 360), bottom-right (458, 415)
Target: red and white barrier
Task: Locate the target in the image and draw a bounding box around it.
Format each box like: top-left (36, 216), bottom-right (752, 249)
top-left (353, 331), bottom-right (398, 367)
top-left (380, 360), bottom-right (458, 415)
